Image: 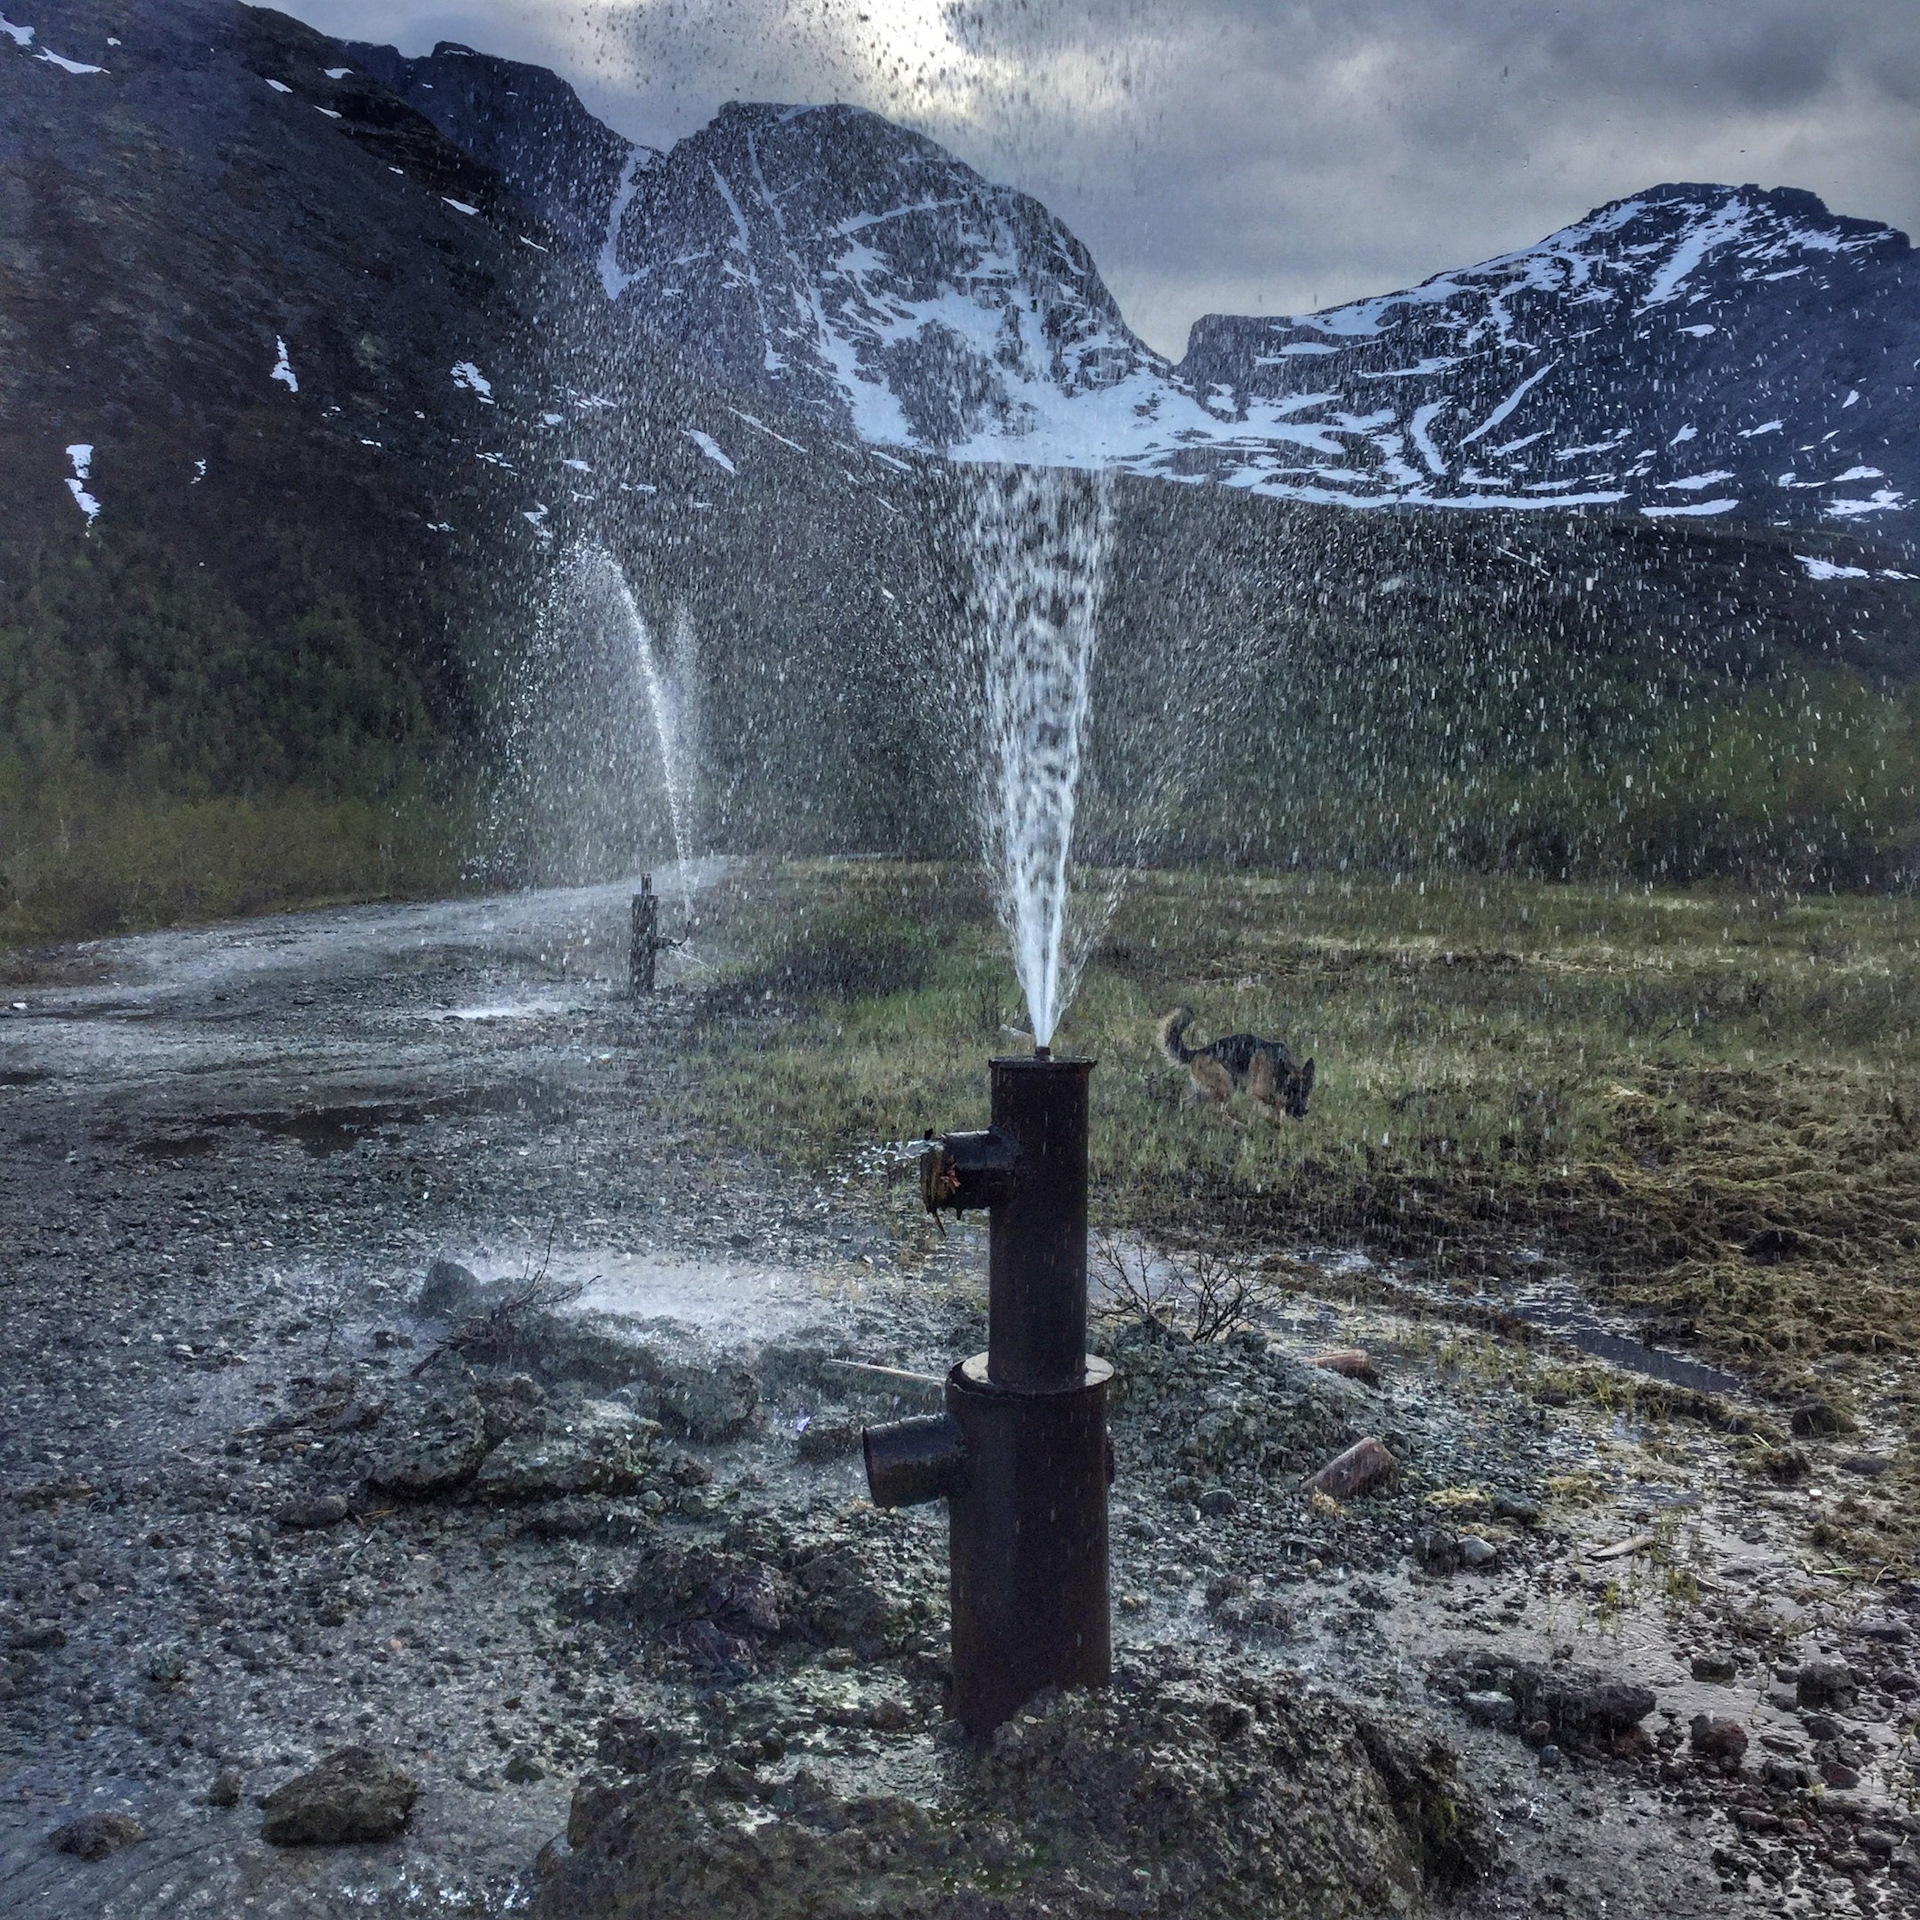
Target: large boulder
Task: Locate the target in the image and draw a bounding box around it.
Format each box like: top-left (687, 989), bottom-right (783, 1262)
top-left (260, 1747), bottom-right (417, 1846)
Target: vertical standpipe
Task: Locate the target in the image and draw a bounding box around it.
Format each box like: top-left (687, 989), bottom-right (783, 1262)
top-left (630, 878), bottom-right (659, 996)
top-left (865, 1054), bottom-right (1111, 1735)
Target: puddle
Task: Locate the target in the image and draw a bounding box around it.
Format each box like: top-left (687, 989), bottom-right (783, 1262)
top-left (1505, 1283), bottom-right (1744, 1395)
top-left (0, 1070), bottom-right (53, 1087)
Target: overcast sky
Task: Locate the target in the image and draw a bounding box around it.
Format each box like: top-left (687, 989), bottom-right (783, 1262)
top-left (282, 0), bottom-right (1920, 359)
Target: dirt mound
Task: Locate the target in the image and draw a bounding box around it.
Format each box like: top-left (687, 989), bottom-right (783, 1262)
top-left (537, 1648), bottom-right (1491, 1919)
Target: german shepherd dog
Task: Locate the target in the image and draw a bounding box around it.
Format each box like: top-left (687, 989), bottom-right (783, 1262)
top-left (1158, 1006), bottom-right (1315, 1121)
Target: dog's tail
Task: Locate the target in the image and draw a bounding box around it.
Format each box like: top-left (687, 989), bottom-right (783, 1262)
top-left (1157, 1005), bottom-right (1198, 1065)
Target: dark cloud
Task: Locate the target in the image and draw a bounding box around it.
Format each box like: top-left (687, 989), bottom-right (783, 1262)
top-left (285, 0), bottom-right (1920, 356)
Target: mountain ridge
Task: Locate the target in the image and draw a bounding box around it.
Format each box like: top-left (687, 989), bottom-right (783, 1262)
top-left (345, 36), bottom-right (1917, 539)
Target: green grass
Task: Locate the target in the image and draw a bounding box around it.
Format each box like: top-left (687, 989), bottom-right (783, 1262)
top-left (0, 772), bottom-right (468, 949)
top-left (684, 861), bottom-right (1920, 1505)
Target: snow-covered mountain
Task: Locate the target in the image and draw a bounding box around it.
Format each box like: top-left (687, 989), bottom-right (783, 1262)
top-left (1173, 185), bottom-right (1917, 528)
top-left (385, 58), bottom-right (1913, 534)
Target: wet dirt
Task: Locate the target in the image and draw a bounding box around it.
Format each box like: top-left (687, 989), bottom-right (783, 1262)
top-left (1, 881), bottom-right (1916, 1917)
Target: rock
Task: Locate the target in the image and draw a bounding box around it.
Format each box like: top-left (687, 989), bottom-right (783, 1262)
top-left (1197, 1487), bottom-right (1239, 1518)
top-left (1690, 1714), bottom-right (1749, 1762)
top-left (277, 1492), bottom-right (351, 1530)
top-left (49, 1811), bottom-right (146, 1860)
top-left (1796, 1659), bottom-right (1857, 1710)
top-left (1821, 1762), bottom-right (1862, 1789)
top-left (417, 1259), bottom-right (483, 1316)
top-left (1801, 1712), bottom-right (1843, 1741)
top-left (1491, 1494), bottom-right (1542, 1527)
top-left (524, 1498), bottom-right (604, 1538)
top-left (1691, 1652), bottom-right (1737, 1683)
top-left (9, 1621), bottom-right (66, 1652)
top-left (793, 1414), bottom-right (862, 1463)
top-left (476, 1402), bottom-right (660, 1501)
top-left (207, 1768), bottom-right (243, 1808)
top-left (476, 1374), bottom-right (549, 1445)
top-left (633, 1359), bottom-right (759, 1444)
top-left (1857, 1829), bottom-right (1899, 1859)
top-left (1840, 1454), bottom-right (1893, 1477)
top-left (1310, 1348), bottom-right (1380, 1386)
top-left (1439, 1654), bottom-right (1654, 1753)
top-left (1415, 1529), bottom-right (1462, 1575)
top-left (1301, 1436), bottom-right (1398, 1502)
top-left (1458, 1536), bottom-right (1499, 1570)
top-left (1761, 1756), bottom-right (1810, 1789)
top-left (259, 1747), bottom-right (417, 1846)
top-left (1464, 1690), bottom-right (1518, 1728)
top-left (1521, 1719), bottom-right (1551, 1746)
top-left (365, 1391), bottom-right (490, 1497)
top-left (1537, 1744), bottom-right (1562, 1770)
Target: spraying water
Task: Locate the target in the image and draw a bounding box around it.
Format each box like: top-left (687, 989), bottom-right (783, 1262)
top-left (965, 468), bottom-right (1115, 1048)
top-left (569, 543), bottom-right (702, 900)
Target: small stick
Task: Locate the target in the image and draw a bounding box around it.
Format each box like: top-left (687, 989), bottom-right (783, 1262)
top-left (823, 1358), bottom-right (945, 1387)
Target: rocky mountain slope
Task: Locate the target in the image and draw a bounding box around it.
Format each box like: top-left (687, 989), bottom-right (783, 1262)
top-left (361, 45), bottom-right (1918, 540)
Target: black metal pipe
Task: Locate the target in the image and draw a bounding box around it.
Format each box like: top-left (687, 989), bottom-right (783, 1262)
top-left (863, 1413), bottom-right (967, 1508)
top-left (986, 1056), bottom-right (1091, 1392)
top-left (870, 1050), bottom-right (1110, 1735)
top-left (945, 1352), bottom-right (1111, 1732)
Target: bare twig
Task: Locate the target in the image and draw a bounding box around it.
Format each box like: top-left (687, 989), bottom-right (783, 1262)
top-left (410, 1222), bottom-right (585, 1376)
top-left (1092, 1233), bottom-right (1264, 1343)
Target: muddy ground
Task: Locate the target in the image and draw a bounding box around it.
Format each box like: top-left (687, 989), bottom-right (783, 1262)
top-left (1, 877), bottom-right (1916, 1917)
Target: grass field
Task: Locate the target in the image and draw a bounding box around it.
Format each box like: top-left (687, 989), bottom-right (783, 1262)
top-left (685, 860), bottom-right (1920, 1518)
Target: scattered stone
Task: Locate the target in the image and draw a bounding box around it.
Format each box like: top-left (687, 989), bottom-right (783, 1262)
top-left (1301, 1435), bottom-right (1398, 1502)
top-left (1857, 1829), bottom-right (1899, 1859)
top-left (476, 1373), bottom-right (549, 1445)
top-left (1521, 1719), bottom-right (1551, 1747)
top-left (1537, 1744), bottom-right (1562, 1770)
top-left (1800, 1712), bottom-right (1843, 1742)
top-left (49, 1811), bottom-right (146, 1860)
top-left (1415, 1528), bottom-right (1462, 1575)
top-left (1690, 1652), bottom-right (1737, 1683)
top-left (1437, 1654), bottom-right (1654, 1754)
top-left (365, 1391), bottom-right (490, 1497)
top-left (207, 1769), bottom-right (243, 1808)
top-left (505, 1752), bottom-right (545, 1784)
top-left (1458, 1536), bottom-right (1499, 1570)
top-left (1821, 1762), bottom-right (1862, 1789)
top-left (1464, 1690), bottom-right (1519, 1728)
top-left (524, 1498), bottom-right (604, 1539)
top-left (1310, 1348), bottom-right (1380, 1386)
top-left (1796, 1660), bottom-right (1857, 1710)
top-left (1491, 1494), bottom-right (1542, 1527)
top-left (8, 1621), bottom-right (66, 1653)
top-left (1689, 1715), bottom-right (1748, 1762)
top-left (1197, 1486), bottom-right (1239, 1518)
top-left (277, 1492), bottom-right (351, 1530)
top-left (260, 1747), bottom-right (418, 1846)
top-left (1761, 1756), bottom-right (1810, 1789)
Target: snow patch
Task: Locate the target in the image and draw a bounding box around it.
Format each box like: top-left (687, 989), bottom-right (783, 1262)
top-left (1738, 419), bottom-right (1784, 438)
top-left (0, 14), bottom-right (31, 45)
top-left (265, 78), bottom-right (291, 93)
top-left (450, 361), bottom-right (494, 402)
top-left (442, 198), bottom-right (480, 217)
top-left (1659, 471), bottom-right (1735, 491)
top-left (1795, 554), bottom-right (1869, 580)
top-left (270, 338), bottom-right (297, 392)
top-left (323, 66), bottom-right (351, 78)
top-left (63, 444), bottom-right (99, 526)
top-left (38, 47), bottom-right (106, 73)
top-left (1825, 490), bottom-right (1907, 520)
top-left (682, 429), bottom-right (736, 473)
top-left (1641, 497), bottom-right (1739, 518)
